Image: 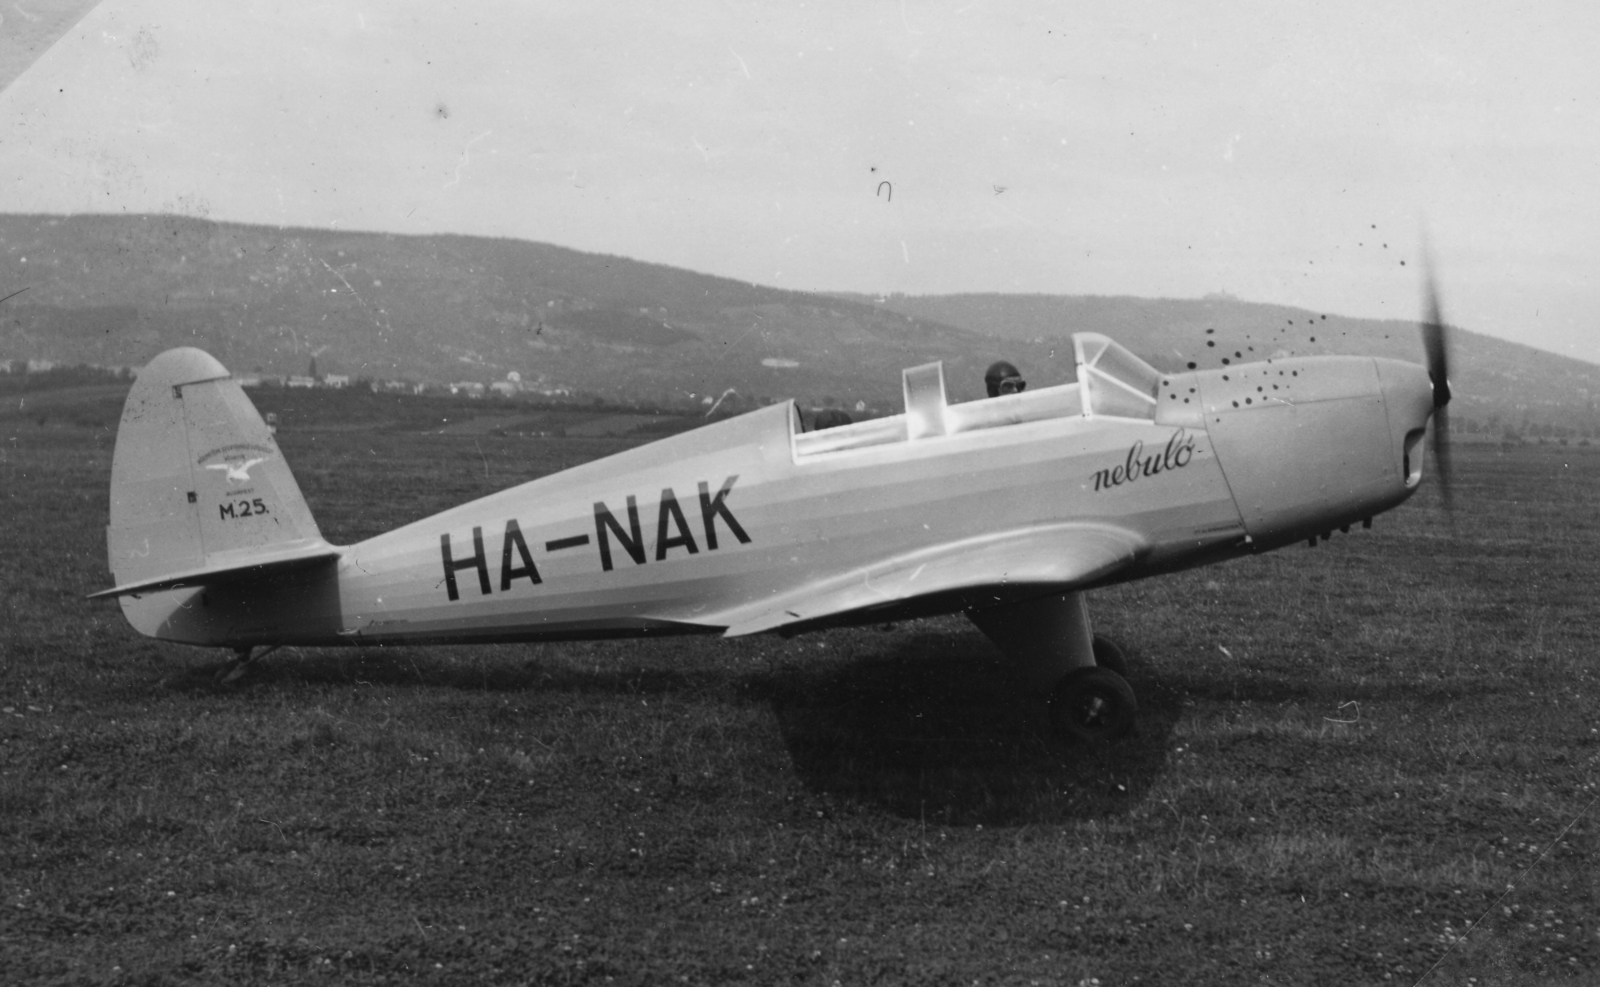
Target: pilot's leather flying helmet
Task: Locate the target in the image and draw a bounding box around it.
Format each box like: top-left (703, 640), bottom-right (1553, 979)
top-left (985, 360), bottom-right (1026, 397)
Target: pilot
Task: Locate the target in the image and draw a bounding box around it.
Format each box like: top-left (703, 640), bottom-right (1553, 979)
top-left (984, 360), bottom-right (1026, 398)
top-left (811, 408), bottom-right (853, 430)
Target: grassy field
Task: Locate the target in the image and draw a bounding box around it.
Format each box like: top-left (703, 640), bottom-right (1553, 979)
top-left (2, 388), bottom-right (1597, 986)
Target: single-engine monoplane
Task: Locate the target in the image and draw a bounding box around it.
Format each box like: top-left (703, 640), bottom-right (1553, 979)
top-left (91, 290), bottom-right (1453, 741)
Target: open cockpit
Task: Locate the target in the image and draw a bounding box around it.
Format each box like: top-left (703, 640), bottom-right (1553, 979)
top-left (791, 333), bottom-right (1162, 460)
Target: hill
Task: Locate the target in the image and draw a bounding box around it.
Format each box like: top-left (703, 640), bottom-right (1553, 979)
top-left (853, 293), bottom-right (1600, 440)
top-left (0, 214), bottom-right (1062, 409)
top-left (1, 214), bottom-right (1595, 435)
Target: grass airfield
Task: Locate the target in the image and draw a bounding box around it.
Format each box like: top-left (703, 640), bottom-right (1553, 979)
top-left (2, 386), bottom-right (1598, 986)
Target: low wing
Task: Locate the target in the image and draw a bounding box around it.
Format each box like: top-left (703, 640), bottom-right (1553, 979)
top-left (87, 541), bottom-right (342, 600)
top-left (708, 522), bottom-right (1146, 637)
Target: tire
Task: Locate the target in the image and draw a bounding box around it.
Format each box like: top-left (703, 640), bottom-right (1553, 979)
top-left (1050, 666), bottom-right (1137, 743)
top-left (1091, 635), bottom-right (1129, 678)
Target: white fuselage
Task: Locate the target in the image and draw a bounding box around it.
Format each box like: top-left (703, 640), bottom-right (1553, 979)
top-left (124, 352), bottom-right (1434, 649)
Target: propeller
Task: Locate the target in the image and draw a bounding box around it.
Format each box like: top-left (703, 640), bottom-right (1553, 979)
top-left (1419, 250), bottom-right (1453, 513)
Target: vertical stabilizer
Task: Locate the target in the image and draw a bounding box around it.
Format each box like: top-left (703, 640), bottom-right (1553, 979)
top-left (107, 348), bottom-right (329, 594)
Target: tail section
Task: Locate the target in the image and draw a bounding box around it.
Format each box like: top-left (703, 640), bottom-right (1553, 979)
top-left (95, 348), bottom-right (340, 642)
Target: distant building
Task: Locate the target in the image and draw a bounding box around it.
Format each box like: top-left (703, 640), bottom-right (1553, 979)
top-left (287, 375), bottom-right (317, 389)
top-left (323, 374), bottom-right (350, 388)
top-left (490, 381), bottom-right (518, 397)
top-left (450, 382), bottom-right (486, 398)
top-left (26, 359), bottom-right (56, 372)
top-left (235, 374), bottom-right (263, 388)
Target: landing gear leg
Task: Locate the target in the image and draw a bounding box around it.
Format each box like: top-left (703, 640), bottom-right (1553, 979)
top-left (967, 591), bottom-right (1137, 742)
top-left (216, 644), bottom-right (282, 685)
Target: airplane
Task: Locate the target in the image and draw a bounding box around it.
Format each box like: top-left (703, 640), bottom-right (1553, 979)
top-left (89, 289), bottom-right (1453, 743)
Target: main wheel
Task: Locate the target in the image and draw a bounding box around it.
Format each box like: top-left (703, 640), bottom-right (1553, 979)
top-left (1091, 635), bottom-right (1129, 678)
top-left (1050, 666), bottom-right (1137, 743)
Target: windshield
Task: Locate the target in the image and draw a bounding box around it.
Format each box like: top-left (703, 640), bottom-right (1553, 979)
top-left (1074, 333), bottom-right (1160, 420)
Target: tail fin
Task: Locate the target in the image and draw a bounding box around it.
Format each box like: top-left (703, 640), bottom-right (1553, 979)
top-left (96, 348), bottom-right (337, 606)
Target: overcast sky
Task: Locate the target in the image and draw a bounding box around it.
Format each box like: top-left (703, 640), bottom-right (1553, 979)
top-left (2, 1), bottom-right (1596, 361)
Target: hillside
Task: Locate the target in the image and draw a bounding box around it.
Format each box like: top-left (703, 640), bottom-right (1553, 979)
top-left (0, 214), bottom-right (1067, 408)
top-left (1, 214), bottom-right (1595, 434)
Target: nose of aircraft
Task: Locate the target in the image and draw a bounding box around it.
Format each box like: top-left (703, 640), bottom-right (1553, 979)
top-left (1374, 358), bottom-right (1438, 492)
top-left (1200, 355), bottom-right (1439, 550)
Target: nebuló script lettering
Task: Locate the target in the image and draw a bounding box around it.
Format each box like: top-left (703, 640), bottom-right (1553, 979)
top-left (1092, 429), bottom-right (1196, 492)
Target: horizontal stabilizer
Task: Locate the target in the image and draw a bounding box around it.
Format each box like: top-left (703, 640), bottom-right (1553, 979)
top-left (87, 540), bottom-right (341, 600)
top-left (712, 522), bottom-right (1145, 637)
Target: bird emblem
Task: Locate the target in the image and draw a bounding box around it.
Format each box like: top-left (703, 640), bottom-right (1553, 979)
top-left (205, 457), bottom-right (267, 483)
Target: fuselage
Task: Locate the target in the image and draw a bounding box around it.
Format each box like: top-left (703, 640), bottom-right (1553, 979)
top-left (123, 345), bottom-right (1438, 649)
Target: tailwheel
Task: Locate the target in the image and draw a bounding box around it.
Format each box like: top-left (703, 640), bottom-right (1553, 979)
top-left (214, 644), bottom-right (282, 685)
top-left (1050, 666), bottom-right (1137, 743)
top-left (1091, 635), bottom-right (1129, 678)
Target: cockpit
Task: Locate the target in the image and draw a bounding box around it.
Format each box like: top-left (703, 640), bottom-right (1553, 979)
top-left (791, 333), bottom-right (1163, 459)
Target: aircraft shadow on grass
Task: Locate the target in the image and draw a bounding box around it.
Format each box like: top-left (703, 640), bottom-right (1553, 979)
top-left (166, 630), bottom-right (1182, 827)
top-left (761, 631), bottom-right (1183, 826)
